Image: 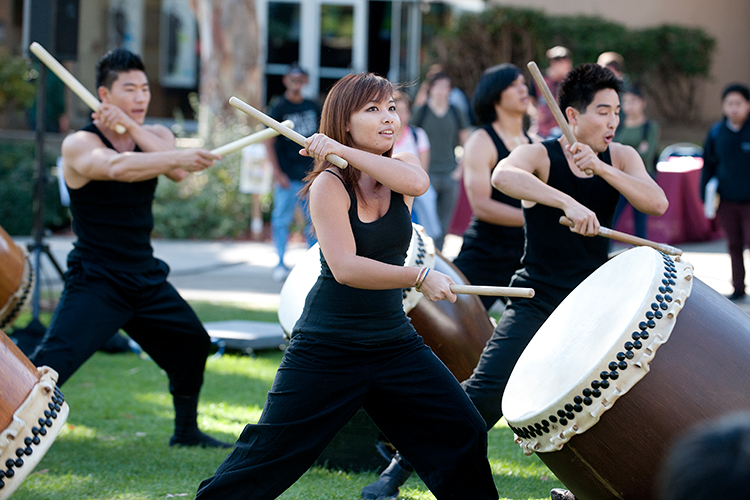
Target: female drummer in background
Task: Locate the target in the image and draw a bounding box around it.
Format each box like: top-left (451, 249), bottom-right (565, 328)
top-left (452, 64), bottom-right (538, 312)
top-left (194, 73), bottom-right (498, 500)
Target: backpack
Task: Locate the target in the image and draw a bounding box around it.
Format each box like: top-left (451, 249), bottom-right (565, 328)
top-left (413, 104), bottom-right (462, 130)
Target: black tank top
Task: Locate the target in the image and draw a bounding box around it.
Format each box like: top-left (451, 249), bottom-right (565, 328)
top-left (460, 124), bottom-right (526, 247)
top-left (292, 170), bottom-right (415, 343)
top-left (67, 123), bottom-right (158, 272)
top-left (519, 139), bottom-right (619, 288)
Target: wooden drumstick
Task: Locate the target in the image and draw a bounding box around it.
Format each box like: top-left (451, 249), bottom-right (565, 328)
top-left (527, 61), bottom-right (593, 175)
top-left (211, 120), bottom-right (293, 156)
top-left (449, 285), bottom-right (535, 298)
top-left (559, 216), bottom-right (683, 256)
top-left (229, 96), bottom-right (348, 169)
top-left (30, 42), bottom-right (127, 135)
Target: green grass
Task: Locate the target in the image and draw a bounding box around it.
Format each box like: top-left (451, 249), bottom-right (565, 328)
top-left (8, 302), bottom-right (564, 500)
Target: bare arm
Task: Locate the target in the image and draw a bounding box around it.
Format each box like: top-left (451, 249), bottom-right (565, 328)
top-left (303, 133), bottom-right (429, 198)
top-left (593, 143), bottom-right (668, 216)
top-left (309, 172), bottom-right (455, 302)
top-left (61, 131), bottom-right (219, 187)
top-left (492, 143), bottom-right (601, 235)
top-left (463, 129), bottom-right (523, 227)
top-left (93, 105), bottom-right (200, 183)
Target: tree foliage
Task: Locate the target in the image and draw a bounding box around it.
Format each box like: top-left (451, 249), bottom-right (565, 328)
top-left (0, 48), bottom-right (36, 111)
top-left (425, 6), bottom-right (716, 122)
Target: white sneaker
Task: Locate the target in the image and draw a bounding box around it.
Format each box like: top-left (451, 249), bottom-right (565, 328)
top-left (272, 265), bottom-right (290, 282)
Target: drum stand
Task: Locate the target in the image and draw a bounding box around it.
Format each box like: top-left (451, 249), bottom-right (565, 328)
top-left (17, 66), bottom-right (65, 344)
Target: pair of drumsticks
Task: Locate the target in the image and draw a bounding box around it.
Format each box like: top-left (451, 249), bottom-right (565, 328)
top-left (29, 42), bottom-right (680, 298)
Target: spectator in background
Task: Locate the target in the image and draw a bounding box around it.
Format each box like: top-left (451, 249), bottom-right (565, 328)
top-left (613, 83), bottom-right (660, 238)
top-left (531, 46), bottom-right (573, 139)
top-left (597, 51), bottom-right (629, 124)
top-left (597, 52), bottom-right (626, 82)
top-left (701, 83), bottom-right (750, 302)
top-left (265, 64), bottom-right (321, 282)
top-left (414, 63), bottom-right (473, 123)
top-left (657, 412), bottom-right (750, 500)
top-left (392, 90), bottom-right (442, 240)
top-left (411, 72), bottom-right (472, 252)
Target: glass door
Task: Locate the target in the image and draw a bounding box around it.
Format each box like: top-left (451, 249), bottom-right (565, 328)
top-left (262, 0), bottom-right (366, 103)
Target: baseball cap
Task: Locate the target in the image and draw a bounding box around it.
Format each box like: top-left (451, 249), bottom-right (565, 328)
top-left (546, 46), bottom-right (571, 60)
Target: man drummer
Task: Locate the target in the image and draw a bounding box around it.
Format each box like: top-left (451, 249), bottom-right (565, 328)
top-left (364, 63), bottom-right (668, 499)
top-left (29, 48), bottom-right (231, 448)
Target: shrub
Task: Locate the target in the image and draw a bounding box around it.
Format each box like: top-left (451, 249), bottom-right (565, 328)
top-left (0, 140), bottom-right (70, 236)
top-left (424, 6), bottom-right (716, 123)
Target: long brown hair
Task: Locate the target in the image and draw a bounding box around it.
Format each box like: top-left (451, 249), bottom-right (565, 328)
top-left (300, 73), bottom-right (395, 202)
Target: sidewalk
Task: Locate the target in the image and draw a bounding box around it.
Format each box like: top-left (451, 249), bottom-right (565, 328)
top-left (14, 233), bottom-right (750, 317)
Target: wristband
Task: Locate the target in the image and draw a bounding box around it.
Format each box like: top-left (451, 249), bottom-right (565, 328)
top-left (415, 267), bottom-right (431, 292)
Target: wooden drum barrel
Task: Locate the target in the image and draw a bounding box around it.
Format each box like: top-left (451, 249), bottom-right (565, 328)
top-left (502, 246), bottom-right (750, 499)
top-left (0, 329), bottom-right (69, 499)
top-left (0, 226), bottom-right (34, 330)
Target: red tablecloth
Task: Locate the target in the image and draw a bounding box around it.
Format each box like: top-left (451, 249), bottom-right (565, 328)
top-left (615, 164), bottom-right (722, 245)
top-left (448, 177), bottom-right (473, 236)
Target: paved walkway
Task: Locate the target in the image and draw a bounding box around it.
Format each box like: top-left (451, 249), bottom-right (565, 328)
top-left (14, 233), bottom-right (750, 317)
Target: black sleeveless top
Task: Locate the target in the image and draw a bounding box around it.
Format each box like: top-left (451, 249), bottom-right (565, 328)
top-left (292, 171), bottom-right (415, 343)
top-left (460, 123), bottom-right (526, 247)
top-left (519, 140), bottom-right (620, 289)
top-left (67, 123), bottom-right (158, 272)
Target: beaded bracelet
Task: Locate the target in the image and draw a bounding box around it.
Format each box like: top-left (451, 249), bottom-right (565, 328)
top-left (415, 267), bottom-right (431, 292)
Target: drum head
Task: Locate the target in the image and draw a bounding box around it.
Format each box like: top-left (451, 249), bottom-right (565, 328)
top-left (277, 243), bottom-right (322, 336)
top-left (502, 246), bottom-right (694, 453)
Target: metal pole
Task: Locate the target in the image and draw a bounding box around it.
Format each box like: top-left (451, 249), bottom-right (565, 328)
top-left (31, 64), bottom-right (48, 320)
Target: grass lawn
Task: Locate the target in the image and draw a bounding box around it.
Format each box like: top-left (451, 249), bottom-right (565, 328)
top-left (7, 302), bottom-right (564, 500)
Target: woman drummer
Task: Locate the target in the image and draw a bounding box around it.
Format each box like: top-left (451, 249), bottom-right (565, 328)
top-left (363, 63), bottom-right (537, 500)
top-left (452, 63), bottom-right (538, 311)
top-left (194, 73), bottom-right (498, 500)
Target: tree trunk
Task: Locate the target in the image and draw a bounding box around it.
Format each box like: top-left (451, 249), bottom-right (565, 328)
top-left (192, 0), bottom-right (261, 146)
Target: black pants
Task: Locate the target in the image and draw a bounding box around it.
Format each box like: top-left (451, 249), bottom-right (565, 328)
top-left (461, 274), bottom-right (571, 429)
top-left (196, 333), bottom-right (498, 500)
top-left (717, 200), bottom-right (750, 294)
top-left (30, 257), bottom-right (210, 396)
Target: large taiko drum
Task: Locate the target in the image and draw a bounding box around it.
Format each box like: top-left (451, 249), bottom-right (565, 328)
top-left (0, 226), bottom-right (34, 330)
top-left (0, 329), bottom-right (69, 499)
top-left (277, 224), bottom-right (494, 470)
top-left (502, 246), bottom-right (750, 500)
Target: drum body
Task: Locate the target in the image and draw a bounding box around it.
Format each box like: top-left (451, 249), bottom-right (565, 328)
top-left (502, 247), bottom-right (750, 500)
top-left (0, 226), bottom-right (33, 330)
top-left (0, 329), bottom-right (68, 499)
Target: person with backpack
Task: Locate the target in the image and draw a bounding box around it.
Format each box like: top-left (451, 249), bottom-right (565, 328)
top-left (411, 72), bottom-right (472, 251)
top-left (613, 83), bottom-right (660, 239)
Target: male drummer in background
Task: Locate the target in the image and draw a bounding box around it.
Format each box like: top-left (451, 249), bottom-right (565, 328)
top-left (29, 49), bottom-right (231, 448)
top-left (474, 63), bottom-right (666, 500)
top-left (362, 63), bottom-right (668, 500)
